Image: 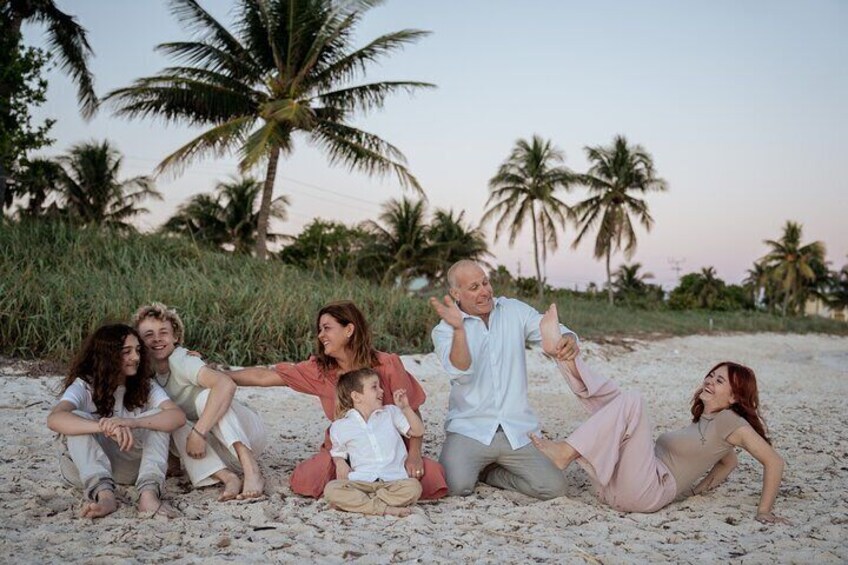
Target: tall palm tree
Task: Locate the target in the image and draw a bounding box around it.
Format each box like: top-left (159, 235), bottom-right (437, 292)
top-left (482, 135), bottom-right (575, 300)
top-left (1, 0), bottom-right (97, 209)
top-left (743, 261), bottom-right (772, 310)
top-left (164, 175), bottom-right (288, 253)
top-left (572, 135), bottom-right (667, 305)
top-left (696, 266), bottom-right (723, 309)
top-left (57, 140), bottom-right (161, 231)
top-left (106, 0), bottom-right (432, 259)
top-left (8, 156), bottom-right (63, 216)
top-left (362, 196), bottom-right (432, 286)
top-left (426, 208), bottom-right (490, 284)
top-left (761, 221), bottom-right (827, 316)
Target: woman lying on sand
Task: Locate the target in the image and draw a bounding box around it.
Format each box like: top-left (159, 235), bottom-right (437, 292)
top-left (531, 305), bottom-right (790, 524)
top-left (47, 324), bottom-right (186, 519)
top-left (228, 300), bottom-right (448, 500)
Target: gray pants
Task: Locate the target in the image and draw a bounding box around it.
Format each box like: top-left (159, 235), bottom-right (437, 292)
top-left (439, 429), bottom-right (568, 500)
top-left (60, 410), bottom-right (169, 501)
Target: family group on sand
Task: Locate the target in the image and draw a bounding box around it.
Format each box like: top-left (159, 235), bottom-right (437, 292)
top-left (47, 259), bottom-right (790, 524)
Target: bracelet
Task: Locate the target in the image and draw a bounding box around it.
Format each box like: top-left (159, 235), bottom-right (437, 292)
top-left (190, 426), bottom-right (207, 440)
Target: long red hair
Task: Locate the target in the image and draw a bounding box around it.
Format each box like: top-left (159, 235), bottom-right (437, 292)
top-left (691, 361), bottom-right (770, 444)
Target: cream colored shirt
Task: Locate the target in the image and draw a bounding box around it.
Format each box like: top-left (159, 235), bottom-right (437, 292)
top-left (155, 346), bottom-right (205, 421)
top-left (655, 409), bottom-right (747, 497)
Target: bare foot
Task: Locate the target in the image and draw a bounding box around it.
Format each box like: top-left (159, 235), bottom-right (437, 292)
top-left (80, 489), bottom-right (118, 519)
top-left (529, 433), bottom-right (577, 470)
top-left (234, 443), bottom-right (265, 500)
top-left (138, 490), bottom-right (180, 519)
top-left (540, 304), bottom-right (561, 356)
top-left (383, 506), bottom-right (412, 517)
top-left (215, 469), bottom-right (242, 502)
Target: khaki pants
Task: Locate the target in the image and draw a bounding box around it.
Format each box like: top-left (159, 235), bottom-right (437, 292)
top-left (324, 478), bottom-right (422, 515)
top-left (172, 390), bottom-right (267, 487)
top-left (60, 410), bottom-right (169, 501)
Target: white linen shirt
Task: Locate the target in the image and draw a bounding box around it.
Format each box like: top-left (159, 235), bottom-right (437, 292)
top-left (329, 405), bottom-right (411, 482)
top-left (61, 378), bottom-right (171, 417)
top-left (431, 296), bottom-right (576, 449)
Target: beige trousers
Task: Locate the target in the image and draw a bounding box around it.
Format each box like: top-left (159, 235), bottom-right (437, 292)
top-left (60, 410), bottom-right (169, 501)
top-left (323, 478), bottom-right (422, 515)
top-left (172, 390), bottom-right (267, 487)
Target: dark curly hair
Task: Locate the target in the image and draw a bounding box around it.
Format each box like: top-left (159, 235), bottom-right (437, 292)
top-left (691, 361), bottom-right (770, 444)
top-left (61, 324), bottom-right (153, 417)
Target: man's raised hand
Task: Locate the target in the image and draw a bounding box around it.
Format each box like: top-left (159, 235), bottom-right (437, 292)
top-left (429, 295), bottom-right (464, 329)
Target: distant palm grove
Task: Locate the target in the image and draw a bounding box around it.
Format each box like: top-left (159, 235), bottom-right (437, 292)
top-left (2, 0), bottom-right (846, 362)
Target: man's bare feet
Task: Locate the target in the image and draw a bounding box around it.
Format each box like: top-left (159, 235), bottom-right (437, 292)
top-left (138, 490), bottom-right (180, 519)
top-left (383, 506), bottom-right (412, 517)
top-left (215, 468), bottom-right (242, 502)
top-left (540, 304), bottom-right (561, 356)
top-left (529, 433), bottom-right (578, 470)
top-left (80, 489), bottom-right (118, 519)
top-left (234, 443), bottom-right (265, 500)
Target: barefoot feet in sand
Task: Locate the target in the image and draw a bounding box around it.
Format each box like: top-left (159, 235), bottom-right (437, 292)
top-left (215, 468), bottom-right (242, 502)
top-left (529, 433), bottom-right (578, 470)
top-left (234, 443), bottom-right (265, 500)
top-left (80, 489), bottom-right (118, 519)
top-left (383, 506), bottom-right (412, 517)
top-left (138, 489), bottom-right (180, 519)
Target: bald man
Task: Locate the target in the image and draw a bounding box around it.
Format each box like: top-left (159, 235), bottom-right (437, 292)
top-left (429, 260), bottom-right (579, 499)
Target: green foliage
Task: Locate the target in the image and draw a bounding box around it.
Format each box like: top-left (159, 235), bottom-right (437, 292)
top-left (668, 268), bottom-right (753, 311)
top-left (0, 33), bottom-right (54, 209)
top-left (278, 218), bottom-right (374, 278)
top-left (2, 222), bottom-right (844, 366)
top-left (760, 221), bottom-right (828, 315)
top-left (163, 176), bottom-right (288, 254)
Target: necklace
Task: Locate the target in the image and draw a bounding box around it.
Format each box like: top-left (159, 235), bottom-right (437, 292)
top-left (156, 371), bottom-right (170, 388)
top-left (697, 416), bottom-right (714, 445)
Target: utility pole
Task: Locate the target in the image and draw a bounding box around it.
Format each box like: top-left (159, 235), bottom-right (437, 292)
top-left (668, 257), bottom-right (685, 281)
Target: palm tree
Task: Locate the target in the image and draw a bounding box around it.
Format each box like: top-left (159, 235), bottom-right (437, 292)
top-left (572, 135), bottom-right (667, 305)
top-left (761, 221), bottom-right (827, 316)
top-left (105, 0), bottom-right (432, 259)
top-left (425, 208), bottom-right (489, 284)
top-left (696, 266), bottom-right (723, 309)
top-left (57, 140), bottom-right (161, 231)
top-left (612, 262), bottom-right (654, 296)
top-left (743, 261), bottom-right (772, 310)
top-left (7, 156), bottom-right (63, 216)
top-left (361, 197), bottom-right (432, 286)
top-left (482, 135), bottom-right (575, 300)
top-left (1, 0), bottom-right (97, 209)
top-left (164, 175), bottom-right (288, 253)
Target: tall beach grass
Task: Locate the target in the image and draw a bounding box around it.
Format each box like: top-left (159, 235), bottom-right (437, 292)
top-left (2, 221), bottom-right (845, 366)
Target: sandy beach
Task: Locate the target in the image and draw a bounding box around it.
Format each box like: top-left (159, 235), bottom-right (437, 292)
top-left (1, 332), bottom-right (846, 564)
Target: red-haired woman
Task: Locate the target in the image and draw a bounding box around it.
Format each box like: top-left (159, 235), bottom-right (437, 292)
top-left (530, 305), bottom-right (789, 523)
top-left (47, 324), bottom-right (186, 518)
top-left (229, 301), bottom-right (448, 500)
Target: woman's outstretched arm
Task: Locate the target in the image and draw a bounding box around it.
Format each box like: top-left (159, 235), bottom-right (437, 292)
top-left (727, 425), bottom-right (790, 524)
top-left (227, 366), bottom-right (286, 387)
top-left (693, 450), bottom-right (738, 495)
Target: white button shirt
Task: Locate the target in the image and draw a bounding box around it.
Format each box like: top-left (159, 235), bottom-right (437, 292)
top-left (329, 405), bottom-right (411, 482)
top-left (431, 296), bottom-right (576, 449)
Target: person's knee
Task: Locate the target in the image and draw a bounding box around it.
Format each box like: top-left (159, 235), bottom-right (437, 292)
top-left (530, 471), bottom-right (569, 500)
top-left (444, 472), bottom-right (477, 497)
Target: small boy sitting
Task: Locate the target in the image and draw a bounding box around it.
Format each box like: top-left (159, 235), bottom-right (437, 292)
top-left (324, 368), bottom-right (424, 517)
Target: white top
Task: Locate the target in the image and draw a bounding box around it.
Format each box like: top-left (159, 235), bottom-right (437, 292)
top-left (431, 296), bottom-right (576, 449)
top-left (329, 405), bottom-right (411, 482)
top-left (155, 346), bottom-right (206, 420)
top-left (60, 378), bottom-right (170, 417)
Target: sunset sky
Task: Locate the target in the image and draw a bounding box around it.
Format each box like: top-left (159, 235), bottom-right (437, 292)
top-left (23, 1), bottom-right (847, 289)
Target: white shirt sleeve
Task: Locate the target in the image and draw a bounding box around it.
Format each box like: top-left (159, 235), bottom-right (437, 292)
top-left (148, 381), bottom-right (171, 409)
top-left (431, 321), bottom-right (474, 378)
top-left (328, 421), bottom-right (348, 459)
top-left (387, 404), bottom-right (411, 437)
top-left (169, 347), bottom-right (206, 386)
top-left (58, 379), bottom-right (96, 413)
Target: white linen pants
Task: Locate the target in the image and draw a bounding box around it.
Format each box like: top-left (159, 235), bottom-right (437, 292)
top-left (173, 389), bottom-right (267, 487)
top-left (60, 410), bottom-right (169, 501)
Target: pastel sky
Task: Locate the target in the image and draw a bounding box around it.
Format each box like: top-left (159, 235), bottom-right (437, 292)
top-left (23, 1), bottom-right (847, 289)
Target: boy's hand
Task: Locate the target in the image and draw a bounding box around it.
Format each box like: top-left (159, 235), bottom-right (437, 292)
top-left (393, 389), bottom-right (410, 409)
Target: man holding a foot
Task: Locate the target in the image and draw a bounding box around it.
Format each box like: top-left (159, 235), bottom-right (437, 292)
top-left (133, 303), bottom-right (266, 501)
top-left (429, 260), bottom-right (580, 500)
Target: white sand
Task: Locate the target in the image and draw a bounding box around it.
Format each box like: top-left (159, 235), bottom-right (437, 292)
top-left (1, 333), bottom-right (846, 563)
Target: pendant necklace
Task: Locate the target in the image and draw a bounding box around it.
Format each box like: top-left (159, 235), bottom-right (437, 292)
top-left (697, 416), bottom-right (713, 445)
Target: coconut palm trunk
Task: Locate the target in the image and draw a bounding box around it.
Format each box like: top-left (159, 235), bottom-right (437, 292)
top-left (531, 206), bottom-right (544, 300)
top-left (256, 148), bottom-right (281, 259)
top-left (605, 249), bottom-right (613, 305)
